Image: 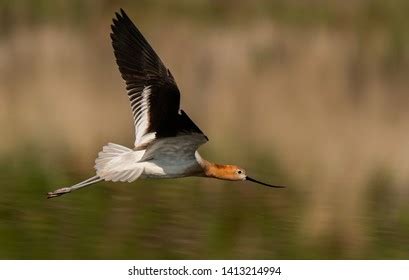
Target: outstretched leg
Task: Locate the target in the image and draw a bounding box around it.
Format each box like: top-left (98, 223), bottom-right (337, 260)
top-left (47, 176), bottom-right (103, 199)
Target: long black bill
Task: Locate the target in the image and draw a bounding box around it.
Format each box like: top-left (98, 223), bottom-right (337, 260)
top-left (246, 176), bottom-right (285, 188)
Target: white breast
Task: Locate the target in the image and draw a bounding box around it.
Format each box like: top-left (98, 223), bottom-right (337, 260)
top-left (140, 152), bottom-right (204, 179)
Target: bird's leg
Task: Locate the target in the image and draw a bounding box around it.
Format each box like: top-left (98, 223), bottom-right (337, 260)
top-left (47, 176), bottom-right (102, 199)
top-left (47, 187), bottom-right (72, 198)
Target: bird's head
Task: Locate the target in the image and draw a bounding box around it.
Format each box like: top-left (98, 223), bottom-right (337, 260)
top-left (213, 164), bottom-right (247, 181)
top-left (207, 164), bottom-right (285, 188)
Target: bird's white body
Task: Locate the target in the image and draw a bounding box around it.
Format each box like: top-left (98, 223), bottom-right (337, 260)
top-left (94, 135), bottom-right (205, 182)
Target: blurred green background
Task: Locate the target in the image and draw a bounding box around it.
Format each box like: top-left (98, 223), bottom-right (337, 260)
top-left (1, 0), bottom-right (409, 259)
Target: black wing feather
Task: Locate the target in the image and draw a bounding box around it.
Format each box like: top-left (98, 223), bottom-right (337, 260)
top-left (111, 9), bottom-right (207, 144)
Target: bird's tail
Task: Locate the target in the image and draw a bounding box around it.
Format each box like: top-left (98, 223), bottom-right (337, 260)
top-left (47, 175), bottom-right (102, 199)
top-left (94, 143), bottom-right (144, 182)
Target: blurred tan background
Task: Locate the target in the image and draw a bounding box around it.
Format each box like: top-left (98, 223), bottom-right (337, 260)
top-left (1, 0), bottom-right (409, 259)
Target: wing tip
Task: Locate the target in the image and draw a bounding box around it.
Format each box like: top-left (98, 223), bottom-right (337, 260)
top-left (120, 8), bottom-right (127, 17)
top-left (111, 8), bottom-right (130, 30)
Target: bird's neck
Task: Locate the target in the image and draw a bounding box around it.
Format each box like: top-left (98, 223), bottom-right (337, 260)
top-left (204, 162), bottom-right (230, 179)
top-left (196, 157), bottom-right (230, 180)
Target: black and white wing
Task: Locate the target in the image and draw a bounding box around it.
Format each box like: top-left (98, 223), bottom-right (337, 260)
top-left (110, 9), bottom-right (208, 148)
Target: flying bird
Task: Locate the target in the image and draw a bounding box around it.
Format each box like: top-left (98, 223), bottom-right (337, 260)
top-left (47, 9), bottom-right (284, 198)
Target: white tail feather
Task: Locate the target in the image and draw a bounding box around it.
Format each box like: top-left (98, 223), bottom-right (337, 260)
top-left (95, 143), bottom-right (145, 182)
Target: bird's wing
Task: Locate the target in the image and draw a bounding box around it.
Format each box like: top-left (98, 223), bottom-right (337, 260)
top-left (140, 133), bottom-right (208, 162)
top-left (111, 9), bottom-right (208, 147)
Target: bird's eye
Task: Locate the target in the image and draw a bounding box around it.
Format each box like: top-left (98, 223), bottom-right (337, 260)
top-left (237, 170), bottom-right (242, 174)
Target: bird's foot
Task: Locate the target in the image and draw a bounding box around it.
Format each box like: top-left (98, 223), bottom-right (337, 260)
top-left (47, 187), bottom-right (71, 199)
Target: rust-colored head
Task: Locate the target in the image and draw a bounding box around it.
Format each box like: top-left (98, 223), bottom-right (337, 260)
top-left (204, 163), bottom-right (285, 188)
top-left (206, 164), bottom-right (247, 181)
